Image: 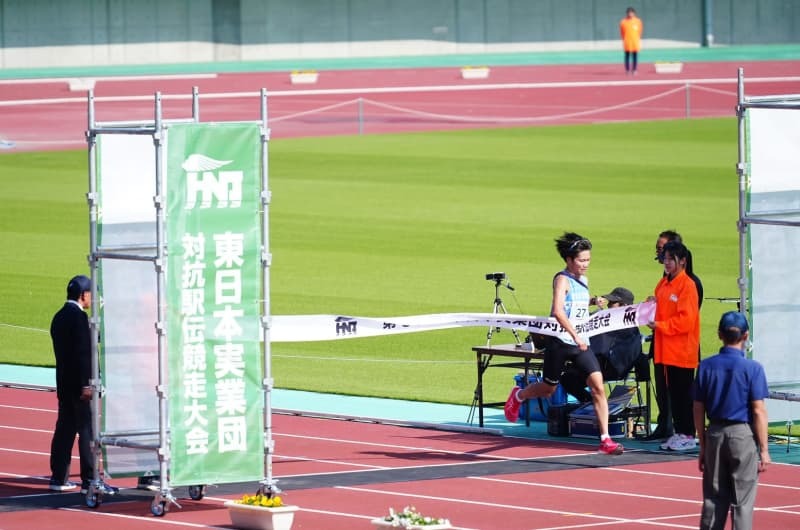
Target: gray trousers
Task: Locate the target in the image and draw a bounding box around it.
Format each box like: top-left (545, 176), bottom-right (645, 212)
top-left (700, 422), bottom-right (759, 530)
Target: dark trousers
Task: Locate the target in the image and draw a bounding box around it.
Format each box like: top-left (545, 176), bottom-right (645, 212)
top-left (662, 364), bottom-right (696, 437)
top-left (50, 395), bottom-right (93, 485)
top-left (624, 51), bottom-right (638, 72)
top-left (653, 361), bottom-right (674, 436)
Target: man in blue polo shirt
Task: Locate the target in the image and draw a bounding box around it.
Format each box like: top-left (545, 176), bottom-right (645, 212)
top-left (692, 312), bottom-right (770, 530)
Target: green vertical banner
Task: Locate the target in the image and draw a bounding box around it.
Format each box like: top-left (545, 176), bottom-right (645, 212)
top-left (166, 123), bottom-right (264, 486)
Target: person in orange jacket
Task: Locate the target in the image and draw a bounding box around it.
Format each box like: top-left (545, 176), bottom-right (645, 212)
top-left (647, 240), bottom-right (700, 451)
top-left (620, 7), bottom-right (643, 75)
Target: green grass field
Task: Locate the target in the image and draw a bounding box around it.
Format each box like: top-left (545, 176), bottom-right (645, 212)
top-left (0, 118), bottom-right (741, 410)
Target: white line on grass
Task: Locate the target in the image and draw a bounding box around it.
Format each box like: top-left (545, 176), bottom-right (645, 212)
top-left (0, 322), bottom-right (47, 333)
top-left (274, 354), bottom-right (471, 363)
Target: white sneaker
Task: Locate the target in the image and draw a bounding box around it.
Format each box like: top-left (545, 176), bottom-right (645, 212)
top-left (667, 434), bottom-right (697, 451)
top-left (48, 480), bottom-right (78, 492)
top-left (659, 433), bottom-right (680, 450)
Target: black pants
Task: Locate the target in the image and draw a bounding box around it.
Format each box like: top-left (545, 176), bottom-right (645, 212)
top-left (50, 395), bottom-right (93, 485)
top-left (653, 361), bottom-right (674, 436)
top-left (660, 364), bottom-right (696, 437)
top-left (625, 51), bottom-right (638, 72)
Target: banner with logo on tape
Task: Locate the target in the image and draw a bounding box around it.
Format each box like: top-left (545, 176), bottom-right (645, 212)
top-left (269, 301), bottom-right (655, 343)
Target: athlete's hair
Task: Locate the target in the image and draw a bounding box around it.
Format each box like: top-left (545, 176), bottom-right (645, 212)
top-left (659, 229), bottom-right (682, 243)
top-left (657, 230), bottom-right (697, 276)
top-left (662, 240), bottom-right (689, 266)
top-left (555, 232), bottom-right (592, 260)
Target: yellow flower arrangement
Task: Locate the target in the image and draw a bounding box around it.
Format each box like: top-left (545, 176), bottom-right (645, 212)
top-left (234, 493), bottom-right (284, 508)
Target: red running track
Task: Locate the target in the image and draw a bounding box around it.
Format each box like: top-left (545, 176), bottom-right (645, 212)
top-left (1, 386), bottom-right (799, 530)
top-left (1, 60), bottom-right (799, 152)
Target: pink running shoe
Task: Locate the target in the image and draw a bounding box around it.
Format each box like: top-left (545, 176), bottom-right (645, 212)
top-left (504, 387), bottom-right (522, 422)
top-left (599, 437), bottom-right (624, 455)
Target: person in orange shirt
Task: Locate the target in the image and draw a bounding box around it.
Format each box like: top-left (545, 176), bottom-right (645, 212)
top-left (620, 7), bottom-right (643, 75)
top-left (647, 240), bottom-right (700, 451)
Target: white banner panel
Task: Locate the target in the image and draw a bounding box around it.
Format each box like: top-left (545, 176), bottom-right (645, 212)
top-left (747, 108), bottom-right (800, 214)
top-left (97, 133), bottom-right (160, 475)
top-left (745, 106), bottom-right (800, 422)
top-left (748, 223), bottom-right (800, 389)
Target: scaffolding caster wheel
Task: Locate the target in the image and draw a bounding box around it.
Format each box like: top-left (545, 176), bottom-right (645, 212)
top-left (188, 485), bottom-right (206, 500)
top-left (85, 486), bottom-right (101, 509)
top-left (150, 498), bottom-right (168, 517)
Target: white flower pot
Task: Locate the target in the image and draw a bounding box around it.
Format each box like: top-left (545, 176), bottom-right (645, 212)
top-left (654, 62), bottom-right (683, 74)
top-left (290, 72), bottom-right (319, 84)
top-left (225, 501), bottom-right (299, 530)
top-left (461, 67), bottom-right (490, 80)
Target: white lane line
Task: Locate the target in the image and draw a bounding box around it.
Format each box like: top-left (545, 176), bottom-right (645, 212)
top-left (59, 506), bottom-right (230, 528)
top-left (472, 475), bottom-right (700, 505)
top-left (606, 464), bottom-right (800, 491)
top-left (0, 425), bottom-right (52, 434)
top-left (275, 453), bottom-right (386, 470)
top-left (0, 404), bottom-right (54, 413)
top-left (0, 74), bottom-right (218, 85)
top-left (336, 484), bottom-right (698, 529)
top-left (276, 431), bottom-right (596, 462)
top-left (1, 75), bottom-right (799, 107)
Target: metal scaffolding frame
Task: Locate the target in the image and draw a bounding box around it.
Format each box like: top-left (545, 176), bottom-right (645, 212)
top-left (84, 88), bottom-right (275, 515)
top-left (735, 68), bottom-right (800, 446)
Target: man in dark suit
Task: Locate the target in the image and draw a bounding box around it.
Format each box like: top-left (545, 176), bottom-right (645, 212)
top-left (48, 275), bottom-right (115, 495)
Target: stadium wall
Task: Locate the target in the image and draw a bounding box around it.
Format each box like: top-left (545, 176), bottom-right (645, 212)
top-left (0, 0), bottom-right (798, 69)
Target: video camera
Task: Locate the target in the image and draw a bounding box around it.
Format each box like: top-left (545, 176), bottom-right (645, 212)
top-left (485, 272), bottom-right (506, 281)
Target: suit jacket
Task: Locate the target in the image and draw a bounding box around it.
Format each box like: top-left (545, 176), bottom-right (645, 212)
top-left (50, 301), bottom-right (92, 399)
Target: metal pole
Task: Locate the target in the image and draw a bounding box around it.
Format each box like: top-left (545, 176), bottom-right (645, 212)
top-left (86, 89), bottom-right (103, 490)
top-left (736, 68), bottom-right (748, 318)
top-left (702, 0), bottom-right (715, 47)
top-left (259, 88), bottom-right (279, 495)
top-left (152, 91), bottom-right (171, 501)
top-left (358, 97), bottom-right (364, 135)
top-left (685, 83), bottom-right (691, 119)
top-left (192, 86), bottom-right (199, 122)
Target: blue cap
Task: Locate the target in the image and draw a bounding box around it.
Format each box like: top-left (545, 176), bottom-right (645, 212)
top-left (718, 311), bottom-right (748, 333)
top-left (66, 275), bottom-right (91, 300)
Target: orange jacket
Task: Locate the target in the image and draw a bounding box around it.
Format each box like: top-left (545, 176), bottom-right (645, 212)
top-left (653, 270), bottom-right (700, 369)
top-left (620, 15), bottom-right (643, 52)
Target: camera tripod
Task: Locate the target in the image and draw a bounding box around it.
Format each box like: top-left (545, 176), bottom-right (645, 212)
top-left (468, 275), bottom-right (523, 425)
top-left (486, 277), bottom-right (522, 347)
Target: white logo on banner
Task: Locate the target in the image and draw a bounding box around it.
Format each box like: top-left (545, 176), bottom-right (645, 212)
top-left (182, 154), bottom-right (242, 209)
